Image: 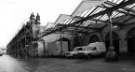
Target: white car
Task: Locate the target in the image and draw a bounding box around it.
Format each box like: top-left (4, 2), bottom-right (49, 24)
top-left (65, 42), bottom-right (106, 57)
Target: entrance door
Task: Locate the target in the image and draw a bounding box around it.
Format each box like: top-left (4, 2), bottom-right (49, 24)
top-left (58, 38), bottom-right (71, 51)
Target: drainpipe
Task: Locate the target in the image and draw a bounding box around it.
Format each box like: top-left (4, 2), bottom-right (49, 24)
top-left (60, 32), bottom-right (63, 55)
top-left (105, 10), bottom-right (118, 61)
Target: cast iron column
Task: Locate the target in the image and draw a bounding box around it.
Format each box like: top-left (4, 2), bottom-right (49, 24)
top-left (105, 10), bottom-right (118, 61)
top-left (60, 32), bottom-right (63, 56)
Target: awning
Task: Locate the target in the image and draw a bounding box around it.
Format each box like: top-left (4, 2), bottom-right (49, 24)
top-left (40, 0), bottom-right (135, 38)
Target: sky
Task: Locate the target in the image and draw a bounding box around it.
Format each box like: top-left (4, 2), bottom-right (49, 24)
top-left (0, 0), bottom-right (82, 47)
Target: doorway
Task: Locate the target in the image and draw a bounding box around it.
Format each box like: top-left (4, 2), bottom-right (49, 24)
top-left (58, 38), bottom-right (71, 51)
top-left (127, 28), bottom-right (135, 54)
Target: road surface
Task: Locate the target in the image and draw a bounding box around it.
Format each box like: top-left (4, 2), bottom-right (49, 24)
top-left (0, 55), bottom-right (135, 72)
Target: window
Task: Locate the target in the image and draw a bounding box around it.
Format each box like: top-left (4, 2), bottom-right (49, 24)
top-left (76, 47), bottom-right (83, 51)
top-left (91, 47), bottom-right (97, 50)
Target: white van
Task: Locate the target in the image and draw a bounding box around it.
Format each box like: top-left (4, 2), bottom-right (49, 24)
top-left (65, 42), bottom-right (106, 57)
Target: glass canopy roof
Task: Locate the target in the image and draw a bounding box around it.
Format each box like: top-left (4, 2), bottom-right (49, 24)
top-left (41, 0), bottom-right (135, 37)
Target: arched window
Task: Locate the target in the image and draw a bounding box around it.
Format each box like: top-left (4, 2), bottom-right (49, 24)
top-left (127, 28), bottom-right (135, 39)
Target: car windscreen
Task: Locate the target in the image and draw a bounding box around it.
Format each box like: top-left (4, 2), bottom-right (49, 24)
top-left (75, 47), bottom-right (83, 51)
top-left (91, 47), bottom-right (96, 50)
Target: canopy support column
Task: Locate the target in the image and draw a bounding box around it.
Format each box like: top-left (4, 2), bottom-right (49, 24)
top-left (105, 10), bottom-right (118, 61)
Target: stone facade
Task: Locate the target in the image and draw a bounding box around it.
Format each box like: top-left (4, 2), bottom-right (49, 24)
top-left (83, 21), bottom-right (135, 54)
top-left (38, 32), bottom-right (74, 56)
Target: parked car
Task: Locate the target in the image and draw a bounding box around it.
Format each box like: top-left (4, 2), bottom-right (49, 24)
top-left (65, 42), bottom-right (106, 58)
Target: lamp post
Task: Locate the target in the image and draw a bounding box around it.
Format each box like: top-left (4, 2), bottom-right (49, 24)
top-left (105, 10), bottom-right (118, 61)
